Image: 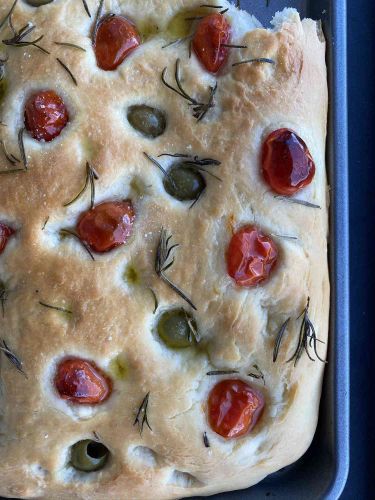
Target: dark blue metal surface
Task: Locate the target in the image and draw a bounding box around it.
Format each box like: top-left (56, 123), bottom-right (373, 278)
top-left (341, 0), bottom-right (375, 498)
top-left (193, 1), bottom-right (350, 499)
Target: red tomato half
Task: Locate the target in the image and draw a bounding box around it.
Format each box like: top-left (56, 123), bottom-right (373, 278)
top-left (261, 128), bottom-right (316, 196)
top-left (24, 90), bottom-right (69, 142)
top-left (54, 358), bottom-right (112, 405)
top-left (94, 15), bottom-right (141, 71)
top-left (77, 200), bottom-right (135, 253)
top-left (0, 223), bottom-right (15, 254)
top-left (192, 13), bottom-right (231, 73)
top-left (208, 379), bottom-right (265, 438)
top-left (227, 225), bottom-right (278, 287)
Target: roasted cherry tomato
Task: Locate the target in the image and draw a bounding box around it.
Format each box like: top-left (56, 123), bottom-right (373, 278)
top-left (94, 15), bottom-right (141, 71)
top-left (208, 379), bottom-right (264, 438)
top-left (0, 223), bottom-right (15, 254)
top-left (54, 358), bottom-right (111, 404)
top-left (24, 90), bottom-right (68, 142)
top-left (227, 225), bottom-right (278, 287)
top-left (77, 200), bottom-right (135, 253)
top-left (192, 13), bottom-right (231, 73)
top-left (261, 128), bottom-right (316, 196)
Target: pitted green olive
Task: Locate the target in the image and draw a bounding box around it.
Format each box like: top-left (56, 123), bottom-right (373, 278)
top-left (70, 440), bottom-right (109, 472)
top-left (26, 0), bottom-right (54, 6)
top-left (157, 308), bottom-right (197, 348)
top-left (127, 105), bottom-right (167, 138)
top-left (163, 163), bottom-right (206, 202)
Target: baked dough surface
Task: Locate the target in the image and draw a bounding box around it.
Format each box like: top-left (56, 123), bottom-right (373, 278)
top-left (0, 1), bottom-right (329, 499)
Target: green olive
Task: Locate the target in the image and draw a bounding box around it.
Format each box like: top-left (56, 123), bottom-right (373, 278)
top-left (163, 163), bottom-right (206, 202)
top-left (127, 105), bottom-right (167, 138)
top-left (157, 308), bottom-right (197, 348)
top-left (70, 440), bottom-right (109, 472)
top-left (26, 0), bottom-right (54, 6)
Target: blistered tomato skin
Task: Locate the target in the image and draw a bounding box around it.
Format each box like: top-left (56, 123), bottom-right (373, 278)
top-left (94, 15), bottom-right (141, 71)
top-left (192, 13), bottom-right (231, 74)
top-left (77, 200), bottom-right (135, 253)
top-left (208, 379), bottom-right (265, 438)
top-left (262, 128), bottom-right (316, 196)
top-left (227, 226), bottom-right (278, 287)
top-left (54, 358), bottom-right (111, 404)
top-left (24, 90), bottom-right (69, 142)
top-left (0, 223), bottom-right (15, 255)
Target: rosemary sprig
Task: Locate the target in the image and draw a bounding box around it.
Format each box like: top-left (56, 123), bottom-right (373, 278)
top-left (18, 127), bottom-right (27, 169)
top-left (222, 43), bottom-right (248, 49)
top-left (158, 153), bottom-right (221, 168)
top-left (161, 59), bottom-right (217, 121)
top-left (54, 41), bottom-right (86, 52)
top-left (148, 287), bottom-right (158, 314)
top-left (0, 0), bottom-right (17, 32)
top-left (0, 281), bottom-right (8, 318)
top-left (248, 364), bottom-right (265, 385)
top-left (162, 35), bottom-right (193, 50)
top-left (203, 432), bottom-right (210, 448)
top-left (39, 301), bottom-right (72, 315)
top-left (155, 228), bottom-right (197, 310)
top-left (0, 339), bottom-right (27, 378)
top-left (56, 58), bottom-right (78, 85)
top-left (232, 58), bottom-right (275, 67)
top-left (0, 166), bottom-right (25, 175)
top-left (144, 152), bottom-right (168, 176)
top-left (91, 0), bottom-right (104, 43)
top-left (206, 370), bottom-right (239, 376)
top-left (134, 392), bottom-right (152, 435)
top-left (81, 0), bottom-right (91, 18)
top-left (59, 228), bottom-right (95, 261)
top-left (3, 15), bottom-right (50, 54)
top-left (1, 140), bottom-right (20, 165)
top-left (287, 298), bottom-right (327, 366)
top-left (274, 195), bottom-right (321, 209)
top-left (42, 216), bottom-right (49, 230)
top-left (185, 310), bottom-right (201, 343)
top-left (63, 162), bottom-right (98, 209)
top-left (92, 431), bottom-right (102, 442)
top-left (271, 233), bottom-right (298, 241)
top-left (273, 317), bottom-right (290, 362)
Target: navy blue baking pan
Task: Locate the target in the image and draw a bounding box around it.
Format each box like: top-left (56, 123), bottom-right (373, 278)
top-left (193, 1), bottom-right (350, 499)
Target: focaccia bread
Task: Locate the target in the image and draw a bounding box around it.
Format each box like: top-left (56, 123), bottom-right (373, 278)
top-left (0, 1), bottom-right (329, 499)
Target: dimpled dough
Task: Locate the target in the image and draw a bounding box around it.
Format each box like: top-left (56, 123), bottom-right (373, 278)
top-left (0, 1), bottom-right (329, 499)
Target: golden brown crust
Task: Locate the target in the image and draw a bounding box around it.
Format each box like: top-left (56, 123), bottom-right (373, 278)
top-left (0, 1), bottom-right (328, 499)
